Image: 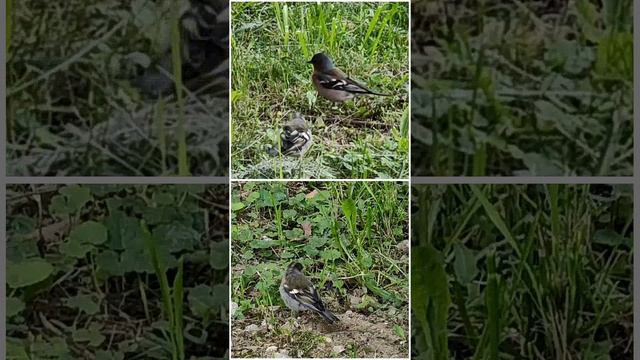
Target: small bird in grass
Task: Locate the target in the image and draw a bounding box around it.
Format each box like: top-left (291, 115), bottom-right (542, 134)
top-left (280, 262), bottom-right (339, 324)
top-left (308, 52), bottom-right (391, 102)
top-left (267, 113), bottom-right (313, 157)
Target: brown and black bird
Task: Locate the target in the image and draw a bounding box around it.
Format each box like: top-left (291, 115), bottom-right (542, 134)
top-left (308, 52), bottom-right (390, 102)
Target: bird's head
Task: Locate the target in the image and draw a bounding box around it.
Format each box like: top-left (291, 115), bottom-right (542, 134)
top-left (287, 262), bottom-right (304, 273)
top-left (308, 52), bottom-right (334, 71)
top-left (283, 112), bottom-right (308, 133)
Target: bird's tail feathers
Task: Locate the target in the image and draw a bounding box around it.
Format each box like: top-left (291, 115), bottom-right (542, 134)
top-left (318, 309), bottom-right (339, 324)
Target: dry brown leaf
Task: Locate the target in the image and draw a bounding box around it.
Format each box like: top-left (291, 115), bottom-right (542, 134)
top-left (305, 190), bottom-right (319, 199)
top-left (302, 223), bottom-right (312, 236)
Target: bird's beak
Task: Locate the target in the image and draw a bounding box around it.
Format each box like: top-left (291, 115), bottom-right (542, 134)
top-left (307, 60), bottom-right (313, 64)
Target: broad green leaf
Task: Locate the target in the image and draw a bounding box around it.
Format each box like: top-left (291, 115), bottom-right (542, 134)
top-left (105, 212), bottom-right (143, 251)
top-left (453, 244), bottom-right (477, 285)
top-left (593, 229), bottom-right (632, 248)
top-left (393, 324), bottom-right (406, 339)
top-left (29, 336), bottom-right (71, 358)
top-left (153, 191), bottom-right (174, 205)
top-left (321, 248), bottom-right (341, 261)
top-left (469, 185), bottom-right (521, 257)
top-left (8, 215), bottom-right (36, 236)
top-left (283, 209), bottom-right (297, 219)
top-left (60, 241), bottom-right (93, 259)
top-left (72, 323), bottom-right (105, 347)
top-left (70, 221), bottom-right (108, 245)
top-left (341, 198), bottom-right (357, 225)
top-left (7, 296), bottom-right (25, 318)
top-left (411, 244), bottom-right (450, 360)
top-left (7, 338), bottom-right (29, 359)
top-left (232, 202), bottom-right (245, 211)
top-left (154, 223), bottom-right (199, 252)
top-left (246, 191), bottom-right (260, 204)
top-left (7, 258), bottom-right (54, 288)
top-left (96, 250), bottom-right (124, 276)
top-left (65, 294), bottom-right (100, 315)
top-left (49, 185), bottom-right (91, 215)
top-left (210, 240), bottom-right (229, 269)
top-left (95, 350), bottom-right (125, 360)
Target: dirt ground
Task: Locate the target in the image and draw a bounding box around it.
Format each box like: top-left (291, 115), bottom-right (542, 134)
top-left (231, 301), bottom-right (409, 358)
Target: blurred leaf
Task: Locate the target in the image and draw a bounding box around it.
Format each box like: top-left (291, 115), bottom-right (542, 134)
top-left (246, 191), bottom-right (260, 204)
top-left (50, 185), bottom-right (91, 215)
top-left (232, 202), bottom-right (245, 211)
top-left (411, 244), bottom-right (450, 360)
top-left (6, 297), bottom-right (25, 318)
top-left (70, 221), bottom-right (108, 245)
top-left (60, 241), bottom-right (93, 258)
top-left (189, 284), bottom-right (229, 319)
top-left (321, 248), bottom-right (341, 261)
top-left (105, 212), bottom-right (144, 251)
top-left (283, 209), bottom-right (297, 219)
top-left (96, 250), bottom-right (124, 276)
top-left (72, 323), bottom-right (105, 347)
top-left (453, 244), bottom-right (477, 285)
top-left (65, 294), bottom-right (100, 315)
top-left (29, 336), bottom-right (71, 358)
top-left (393, 324), bottom-right (406, 339)
top-left (303, 244), bottom-right (319, 257)
top-left (153, 191), bottom-right (174, 205)
top-left (7, 258), bottom-right (54, 288)
top-left (6, 338), bottom-right (29, 359)
top-left (95, 350), bottom-right (125, 360)
top-left (8, 215), bottom-right (36, 236)
top-left (154, 223), bottom-right (199, 252)
top-left (593, 229), bottom-right (632, 248)
top-left (210, 240), bottom-right (229, 269)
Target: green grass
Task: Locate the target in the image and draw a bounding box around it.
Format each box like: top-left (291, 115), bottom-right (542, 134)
top-left (231, 181), bottom-right (409, 357)
top-left (6, 0), bottom-right (228, 176)
top-left (231, 2), bottom-right (409, 179)
top-left (412, 184), bottom-right (633, 359)
top-left (411, 0), bottom-right (633, 176)
top-left (6, 185), bottom-right (229, 359)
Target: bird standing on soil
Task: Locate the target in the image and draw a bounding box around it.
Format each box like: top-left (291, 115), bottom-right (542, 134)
top-left (308, 52), bottom-right (390, 102)
top-left (280, 262), bottom-right (339, 324)
top-left (267, 113), bottom-right (313, 157)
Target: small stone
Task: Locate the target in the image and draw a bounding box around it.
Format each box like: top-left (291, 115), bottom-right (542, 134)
top-left (397, 240), bottom-right (409, 254)
top-left (349, 295), bottom-right (362, 306)
top-left (332, 345), bottom-right (345, 354)
top-left (245, 324), bottom-right (260, 332)
top-left (266, 346), bottom-right (278, 353)
top-left (230, 301), bottom-right (238, 317)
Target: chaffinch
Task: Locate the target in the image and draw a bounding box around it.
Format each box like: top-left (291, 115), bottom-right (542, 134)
top-left (267, 113), bottom-right (313, 157)
top-left (279, 262), bottom-right (339, 324)
top-left (308, 52), bottom-right (390, 102)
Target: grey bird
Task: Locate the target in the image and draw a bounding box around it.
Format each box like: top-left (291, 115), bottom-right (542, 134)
top-left (279, 262), bottom-right (339, 324)
top-left (267, 113), bottom-right (313, 157)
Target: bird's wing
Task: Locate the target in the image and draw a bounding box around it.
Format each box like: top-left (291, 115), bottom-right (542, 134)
top-left (282, 131), bottom-right (311, 155)
top-left (315, 69), bottom-right (374, 95)
top-left (283, 284), bottom-right (327, 312)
